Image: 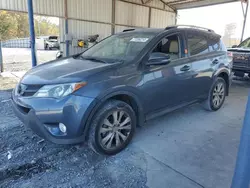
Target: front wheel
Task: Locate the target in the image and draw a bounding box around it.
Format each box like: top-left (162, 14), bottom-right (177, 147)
top-left (203, 77), bottom-right (226, 111)
top-left (88, 100), bottom-right (136, 155)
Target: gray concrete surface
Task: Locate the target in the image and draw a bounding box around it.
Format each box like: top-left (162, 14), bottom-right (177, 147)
top-left (0, 78), bottom-right (248, 188)
top-left (2, 48), bottom-right (58, 72)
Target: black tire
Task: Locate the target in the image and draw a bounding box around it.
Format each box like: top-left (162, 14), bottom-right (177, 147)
top-left (88, 100), bottom-right (136, 155)
top-left (203, 77), bottom-right (226, 111)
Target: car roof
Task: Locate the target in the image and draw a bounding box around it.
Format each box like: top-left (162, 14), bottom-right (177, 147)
top-left (116, 28), bottom-right (164, 35)
top-left (119, 27), bottom-right (220, 38)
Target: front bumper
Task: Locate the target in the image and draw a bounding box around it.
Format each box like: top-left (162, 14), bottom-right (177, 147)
top-left (11, 91), bottom-right (97, 144)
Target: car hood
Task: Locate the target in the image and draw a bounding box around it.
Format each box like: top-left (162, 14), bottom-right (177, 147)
top-left (21, 57), bottom-right (119, 85)
top-left (227, 47), bottom-right (250, 53)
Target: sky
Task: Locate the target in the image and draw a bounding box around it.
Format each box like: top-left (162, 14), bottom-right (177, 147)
top-left (177, 2), bottom-right (249, 41)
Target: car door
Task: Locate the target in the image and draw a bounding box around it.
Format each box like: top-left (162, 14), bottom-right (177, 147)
top-left (185, 31), bottom-right (214, 99)
top-left (139, 32), bottom-right (196, 114)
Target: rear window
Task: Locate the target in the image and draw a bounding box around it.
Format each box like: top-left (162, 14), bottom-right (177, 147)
top-left (187, 34), bottom-right (209, 56)
top-left (49, 36), bottom-right (58, 40)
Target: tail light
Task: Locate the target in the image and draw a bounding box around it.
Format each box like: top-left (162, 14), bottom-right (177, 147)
top-left (227, 51), bottom-right (233, 68)
top-left (227, 51), bottom-right (233, 58)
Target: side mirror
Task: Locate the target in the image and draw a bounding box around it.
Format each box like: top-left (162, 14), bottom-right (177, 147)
top-left (147, 52), bottom-right (171, 66)
top-left (232, 45), bottom-right (238, 48)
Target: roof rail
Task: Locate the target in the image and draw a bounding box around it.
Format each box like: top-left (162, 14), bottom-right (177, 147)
top-left (123, 29), bottom-right (135, 32)
top-left (165, 25), bottom-right (214, 32)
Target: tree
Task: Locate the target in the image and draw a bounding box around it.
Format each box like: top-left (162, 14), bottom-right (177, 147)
top-left (0, 10), bottom-right (59, 41)
top-left (222, 23), bottom-right (237, 47)
top-left (0, 11), bottom-right (18, 40)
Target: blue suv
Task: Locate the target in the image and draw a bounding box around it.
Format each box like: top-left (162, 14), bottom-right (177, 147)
top-left (12, 25), bottom-right (232, 155)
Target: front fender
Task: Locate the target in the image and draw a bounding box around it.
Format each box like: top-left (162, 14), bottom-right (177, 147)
top-left (81, 86), bottom-right (145, 140)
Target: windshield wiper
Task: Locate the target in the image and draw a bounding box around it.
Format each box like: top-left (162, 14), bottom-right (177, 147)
top-left (79, 56), bottom-right (107, 64)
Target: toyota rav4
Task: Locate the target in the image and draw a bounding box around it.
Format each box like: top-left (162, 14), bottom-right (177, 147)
top-left (12, 25), bottom-right (232, 155)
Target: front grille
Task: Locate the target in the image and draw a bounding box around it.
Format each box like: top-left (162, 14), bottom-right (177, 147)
top-left (233, 52), bottom-right (250, 68)
top-left (17, 84), bottom-right (43, 97)
top-left (233, 61), bottom-right (248, 67)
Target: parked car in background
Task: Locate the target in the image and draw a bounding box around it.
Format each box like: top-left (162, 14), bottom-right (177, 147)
top-left (44, 36), bottom-right (59, 50)
top-left (12, 25), bottom-right (232, 155)
top-left (228, 37), bottom-right (250, 77)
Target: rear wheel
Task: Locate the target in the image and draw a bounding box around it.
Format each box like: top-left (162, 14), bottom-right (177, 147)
top-left (203, 77), bottom-right (226, 111)
top-left (88, 100), bottom-right (136, 155)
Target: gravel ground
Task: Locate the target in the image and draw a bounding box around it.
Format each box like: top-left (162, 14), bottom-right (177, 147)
top-left (0, 93), bottom-right (148, 188)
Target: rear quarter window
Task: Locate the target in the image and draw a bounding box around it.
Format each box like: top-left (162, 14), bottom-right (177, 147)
top-left (208, 35), bottom-right (222, 51)
top-left (219, 40), bottom-right (227, 51)
top-left (187, 34), bottom-right (209, 56)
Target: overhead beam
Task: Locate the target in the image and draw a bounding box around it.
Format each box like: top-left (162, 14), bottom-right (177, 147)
top-left (160, 0), bottom-right (176, 11)
top-left (170, 0), bottom-right (238, 9)
top-left (141, 0), bottom-right (153, 4)
top-left (117, 0), bottom-right (175, 13)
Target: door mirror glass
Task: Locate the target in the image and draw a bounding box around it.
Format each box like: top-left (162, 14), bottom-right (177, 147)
top-left (147, 52), bottom-right (171, 66)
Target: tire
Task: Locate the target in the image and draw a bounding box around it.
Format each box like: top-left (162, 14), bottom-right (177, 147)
top-left (88, 100), bottom-right (136, 155)
top-left (203, 77), bottom-right (226, 111)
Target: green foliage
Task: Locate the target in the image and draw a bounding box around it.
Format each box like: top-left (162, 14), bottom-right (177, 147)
top-left (0, 11), bottom-right (59, 41)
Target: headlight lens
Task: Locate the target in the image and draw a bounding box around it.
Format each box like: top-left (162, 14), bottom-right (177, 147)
top-left (34, 82), bottom-right (86, 98)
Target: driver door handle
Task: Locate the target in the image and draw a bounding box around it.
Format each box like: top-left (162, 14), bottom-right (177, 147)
top-left (212, 59), bottom-right (219, 65)
top-left (180, 65), bottom-right (191, 72)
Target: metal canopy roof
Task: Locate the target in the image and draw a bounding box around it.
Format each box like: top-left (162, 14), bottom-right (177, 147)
top-left (162, 0), bottom-right (239, 9)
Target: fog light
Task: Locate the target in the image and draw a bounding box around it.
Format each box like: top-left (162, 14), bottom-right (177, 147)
top-left (59, 123), bottom-right (67, 133)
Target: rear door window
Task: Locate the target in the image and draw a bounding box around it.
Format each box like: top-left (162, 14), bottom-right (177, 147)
top-left (187, 34), bottom-right (209, 56)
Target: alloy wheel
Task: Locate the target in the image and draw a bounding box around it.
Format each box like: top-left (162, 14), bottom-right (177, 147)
top-left (212, 82), bottom-right (225, 108)
top-left (99, 110), bottom-right (132, 150)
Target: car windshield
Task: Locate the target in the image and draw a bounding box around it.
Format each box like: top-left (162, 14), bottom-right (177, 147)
top-left (81, 32), bottom-right (156, 62)
top-left (238, 38), bottom-right (250, 49)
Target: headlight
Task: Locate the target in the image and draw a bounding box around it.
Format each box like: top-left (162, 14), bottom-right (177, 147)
top-left (34, 82), bottom-right (87, 98)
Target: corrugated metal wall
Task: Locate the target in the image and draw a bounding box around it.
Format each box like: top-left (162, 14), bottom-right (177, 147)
top-left (63, 0), bottom-right (176, 55)
top-left (67, 0), bottom-right (112, 23)
top-left (116, 1), bottom-right (149, 27)
top-left (150, 8), bottom-right (175, 28)
top-left (0, 0), bottom-right (64, 17)
top-left (0, 0), bottom-right (176, 56)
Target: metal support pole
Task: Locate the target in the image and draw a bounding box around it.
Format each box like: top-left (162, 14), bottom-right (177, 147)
top-left (241, 1), bottom-right (249, 42)
top-left (65, 19), bottom-right (69, 57)
top-left (231, 93), bottom-right (250, 188)
top-left (64, 0), bottom-right (69, 57)
top-left (0, 42), bottom-right (3, 73)
top-left (27, 0), bottom-right (37, 67)
top-left (148, 7), bottom-right (151, 28)
top-left (111, 0), bottom-right (116, 34)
